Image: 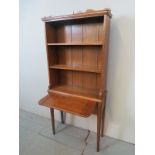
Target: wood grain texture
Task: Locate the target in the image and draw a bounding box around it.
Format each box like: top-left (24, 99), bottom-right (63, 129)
top-left (58, 47), bottom-right (72, 65)
top-left (42, 9), bottom-right (112, 22)
top-left (50, 64), bottom-right (101, 73)
top-left (99, 15), bottom-right (110, 96)
top-left (45, 23), bottom-right (56, 43)
top-left (72, 47), bottom-right (83, 65)
top-left (39, 9), bottom-right (111, 152)
top-left (39, 95), bottom-right (96, 117)
top-left (47, 43), bottom-right (102, 45)
top-left (48, 84), bottom-right (102, 102)
top-left (56, 25), bottom-right (71, 43)
top-left (50, 108), bottom-right (55, 134)
top-left (83, 23), bottom-right (98, 43)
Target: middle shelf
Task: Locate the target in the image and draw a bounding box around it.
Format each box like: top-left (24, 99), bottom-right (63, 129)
top-left (49, 64), bottom-right (101, 73)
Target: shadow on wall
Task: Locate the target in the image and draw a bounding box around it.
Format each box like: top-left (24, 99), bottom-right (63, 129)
top-left (105, 16), bottom-right (135, 142)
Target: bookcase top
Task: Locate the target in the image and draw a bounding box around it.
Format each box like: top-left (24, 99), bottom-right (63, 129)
top-left (42, 8), bottom-right (112, 22)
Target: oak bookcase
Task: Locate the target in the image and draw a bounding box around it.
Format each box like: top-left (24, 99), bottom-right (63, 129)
top-left (39, 9), bottom-right (112, 152)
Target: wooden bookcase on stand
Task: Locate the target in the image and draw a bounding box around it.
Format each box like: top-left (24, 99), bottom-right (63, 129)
top-left (39, 9), bottom-right (112, 152)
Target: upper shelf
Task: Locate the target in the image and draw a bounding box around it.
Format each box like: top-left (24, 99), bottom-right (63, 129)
top-left (47, 43), bottom-right (103, 46)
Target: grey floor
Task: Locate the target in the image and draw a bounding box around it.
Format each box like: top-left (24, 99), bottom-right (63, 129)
top-left (19, 109), bottom-right (135, 155)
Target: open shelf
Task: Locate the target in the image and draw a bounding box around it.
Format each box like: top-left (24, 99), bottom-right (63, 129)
top-left (50, 64), bottom-right (101, 73)
top-left (48, 85), bottom-right (102, 102)
top-left (39, 94), bottom-right (96, 117)
top-left (47, 43), bottom-right (103, 46)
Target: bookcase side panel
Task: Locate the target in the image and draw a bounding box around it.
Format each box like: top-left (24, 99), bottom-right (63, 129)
top-left (99, 15), bottom-right (111, 96)
top-left (45, 23), bottom-right (56, 43)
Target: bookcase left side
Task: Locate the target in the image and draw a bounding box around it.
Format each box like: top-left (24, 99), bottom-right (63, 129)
top-left (44, 22), bottom-right (58, 89)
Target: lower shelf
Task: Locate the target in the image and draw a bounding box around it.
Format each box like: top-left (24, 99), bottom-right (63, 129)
top-left (39, 94), bottom-right (96, 117)
top-left (48, 85), bottom-right (102, 102)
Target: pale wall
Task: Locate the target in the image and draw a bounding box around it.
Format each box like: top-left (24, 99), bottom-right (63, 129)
top-left (19, 0), bottom-right (135, 143)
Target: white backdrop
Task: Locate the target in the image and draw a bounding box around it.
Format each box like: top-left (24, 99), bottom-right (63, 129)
top-left (19, 0), bottom-right (135, 143)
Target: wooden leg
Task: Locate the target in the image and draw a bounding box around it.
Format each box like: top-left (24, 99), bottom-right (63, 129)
top-left (97, 103), bottom-right (102, 152)
top-left (50, 108), bottom-right (55, 135)
top-left (100, 103), bottom-right (103, 137)
top-left (60, 111), bottom-right (65, 124)
top-left (101, 95), bottom-right (106, 137)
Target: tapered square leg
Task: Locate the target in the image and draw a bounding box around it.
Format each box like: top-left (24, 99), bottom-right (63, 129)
top-left (60, 111), bottom-right (65, 124)
top-left (50, 108), bottom-right (55, 135)
top-left (97, 103), bottom-right (102, 152)
top-left (101, 95), bottom-right (106, 137)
